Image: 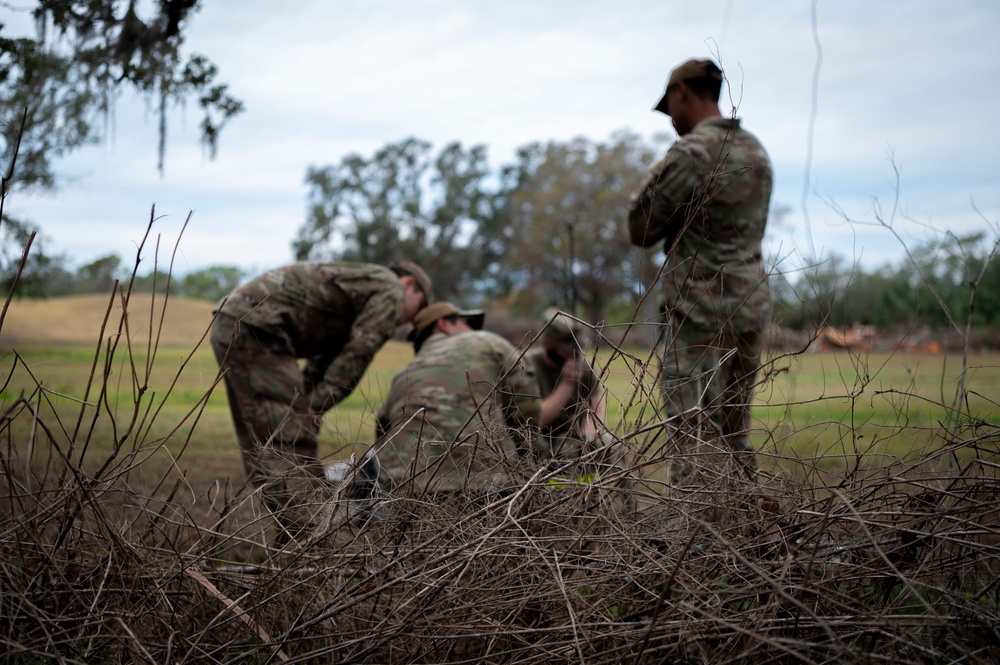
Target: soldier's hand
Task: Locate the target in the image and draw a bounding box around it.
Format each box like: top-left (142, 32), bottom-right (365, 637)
top-left (559, 357), bottom-right (581, 384)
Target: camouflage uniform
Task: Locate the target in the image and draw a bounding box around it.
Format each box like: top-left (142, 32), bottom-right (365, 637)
top-left (628, 116), bottom-right (772, 468)
top-left (374, 330), bottom-right (540, 494)
top-left (210, 262), bottom-right (405, 523)
top-left (525, 349), bottom-right (601, 457)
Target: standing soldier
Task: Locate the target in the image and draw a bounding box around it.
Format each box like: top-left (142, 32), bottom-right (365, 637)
top-left (627, 58), bottom-right (772, 477)
top-left (372, 302), bottom-right (540, 496)
top-left (211, 260), bottom-right (432, 532)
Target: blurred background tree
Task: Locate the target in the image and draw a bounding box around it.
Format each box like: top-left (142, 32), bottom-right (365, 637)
top-left (770, 232), bottom-right (1000, 333)
top-left (296, 133), bottom-right (998, 334)
top-left (1, 0), bottom-right (242, 189)
top-left (180, 265), bottom-right (244, 301)
top-left (296, 138), bottom-right (503, 302)
top-left (296, 132), bottom-right (659, 319)
top-left (491, 131), bottom-right (655, 324)
top-left (1, 0), bottom-right (243, 294)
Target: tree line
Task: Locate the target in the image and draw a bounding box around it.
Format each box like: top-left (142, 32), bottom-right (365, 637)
top-left (0, 248), bottom-right (245, 303)
top-left (293, 134), bottom-right (1000, 332)
top-left (293, 132), bottom-right (663, 325)
top-left (5, 130), bottom-right (998, 333)
top-left (772, 233), bottom-right (1000, 332)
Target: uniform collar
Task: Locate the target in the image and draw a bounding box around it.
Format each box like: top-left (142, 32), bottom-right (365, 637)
top-left (694, 116), bottom-right (741, 132)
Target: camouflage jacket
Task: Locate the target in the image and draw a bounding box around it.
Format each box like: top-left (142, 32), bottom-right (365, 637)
top-left (627, 117), bottom-right (773, 332)
top-left (525, 348), bottom-right (601, 440)
top-left (374, 330), bottom-right (541, 493)
top-left (216, 262), bottom-right (403, 412)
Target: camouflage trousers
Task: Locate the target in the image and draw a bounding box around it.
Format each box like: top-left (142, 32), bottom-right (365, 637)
top-left (658, 318), bottom-right (762, 478)
top-left (211, 313), bottom-right (329, 533)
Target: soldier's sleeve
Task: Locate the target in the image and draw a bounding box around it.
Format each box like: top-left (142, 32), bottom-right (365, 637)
top-left (627, 147), bottom-right (699, 248)
top-left (497, 345), bottom-right (541, 459)
top-left (308, 288), bottom-right (400, 413)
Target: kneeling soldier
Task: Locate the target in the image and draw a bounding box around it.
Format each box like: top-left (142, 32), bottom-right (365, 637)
top-left (372, 302), bottom-right (541, 496)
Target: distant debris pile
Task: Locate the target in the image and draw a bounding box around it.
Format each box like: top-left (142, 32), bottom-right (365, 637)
top-left (813, 324), bottom-right (941, 354)
top-left (816, 324), bottom-right (876, 352)
top-left (764, 325), bottom-right (950, 354)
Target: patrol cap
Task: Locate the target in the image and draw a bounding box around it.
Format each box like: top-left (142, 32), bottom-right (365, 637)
top-left (541, 307), bottom-right (587, 350)
top-left (408, 301), bottom-right (485, 351)
top-left (390, 260), bottom-right (434, 303)
top-left (653, 58), bottom-right (723, 116)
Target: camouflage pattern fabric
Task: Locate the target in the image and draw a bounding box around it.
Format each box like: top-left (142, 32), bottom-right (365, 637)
top-left (374, 330), bottom-right (541, 494)
top-left (210, 313), bottom-right (328, 531)
top-left (628, 117), bottom-right (772, 333)
top-left (212, 262), bottom-right (405, 530)
top-left (660, 322), bottom-right (761, 471)
top-left (216, 261), bottom-right (404, 413)
top-left (525, 348), bottom-right (600, 454)
top-left (526, 349), bottom-right (631, 481)
top-left (627, 117), bottom-right (772, 469)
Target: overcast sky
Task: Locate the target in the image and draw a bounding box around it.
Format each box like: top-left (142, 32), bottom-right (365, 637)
top-left (5, 0), bottom-right (999, 279)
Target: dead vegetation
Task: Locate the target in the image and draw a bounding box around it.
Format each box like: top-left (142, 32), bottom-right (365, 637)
top-left (1, 398), bottom-right (998, 663)
top-left (0, 214), bottom-right (996, 663)
top-left (2, 273), bottom-right (998, 664)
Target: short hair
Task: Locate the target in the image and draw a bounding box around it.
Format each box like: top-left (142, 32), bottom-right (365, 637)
top-left (683, 75), bottom-right (723, 103)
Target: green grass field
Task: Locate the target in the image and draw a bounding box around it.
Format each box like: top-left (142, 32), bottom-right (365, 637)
top-left (753, 347), bottom-right (1000, 471)
top-left (3, 334), bottom-right (998, 495)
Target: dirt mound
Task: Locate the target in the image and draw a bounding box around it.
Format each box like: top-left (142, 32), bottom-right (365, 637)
top-left (0, 293), bottom-right (216, 347)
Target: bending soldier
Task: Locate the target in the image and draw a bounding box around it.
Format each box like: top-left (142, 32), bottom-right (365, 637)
top-left (211, 260), bottom-right (432, 531)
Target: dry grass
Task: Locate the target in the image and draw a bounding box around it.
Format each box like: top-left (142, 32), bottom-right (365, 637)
top-left (2, 286), bottom-right (999, 663)
top-left (0, 293), bottom-right (216, 347)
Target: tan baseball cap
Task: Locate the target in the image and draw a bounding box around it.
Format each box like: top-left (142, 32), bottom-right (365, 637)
top-left (653, 58), bottom-right (723, 115)
top-left (408, 301), bottom-right (485, 351)
top-left (390, 260), bottom-right (434, 303)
